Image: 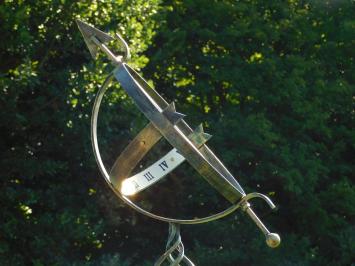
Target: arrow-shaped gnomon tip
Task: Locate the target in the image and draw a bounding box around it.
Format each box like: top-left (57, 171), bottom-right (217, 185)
top-left (76, 19), bottom-right (114, 59)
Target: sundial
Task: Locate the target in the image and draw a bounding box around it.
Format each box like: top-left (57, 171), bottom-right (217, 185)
top-left (76, 20), bottom-right (281, 265)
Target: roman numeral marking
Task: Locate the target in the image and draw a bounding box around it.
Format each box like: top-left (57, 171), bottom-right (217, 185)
top-left (143, 171), bottom-right (155, 181)
top-left (158, 160), bottom-right (169, 171)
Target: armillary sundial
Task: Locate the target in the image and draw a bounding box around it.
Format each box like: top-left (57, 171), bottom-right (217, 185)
top-left (76, 19), bottom-right (281, 265)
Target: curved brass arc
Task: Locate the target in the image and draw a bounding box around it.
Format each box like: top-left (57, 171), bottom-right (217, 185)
top-left (91, 71), bottom-right (281, 249)
top-left (241, 192), bottom-right (277, 209)
top-left (109, 122), bottom-right (162, 189)
top-left (91, 72), bottom-right (281, 248)
top-left (91, 72), bottom-right (242, 224)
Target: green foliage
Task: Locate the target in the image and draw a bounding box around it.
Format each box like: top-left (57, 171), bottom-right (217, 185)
top-left (145, 0), bottom-right (354, 265)
top-left (0, 0), bottom-right (160, 265)
top-left (0, 0), bottom-right (354, 265)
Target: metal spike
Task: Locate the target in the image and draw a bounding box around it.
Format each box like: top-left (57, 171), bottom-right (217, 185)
top-left (163, 102), bottom-right (186, 125)
top-left (196, 124), bottom-right (212, 140)
top-left (189, 123), bottom-right (212, 147)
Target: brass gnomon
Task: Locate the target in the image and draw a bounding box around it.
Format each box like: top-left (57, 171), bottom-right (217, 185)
top-left (77, 20), bottom-right (280, 265)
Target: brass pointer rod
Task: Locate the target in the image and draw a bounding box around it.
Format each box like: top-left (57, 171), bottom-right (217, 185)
top-left (243, 203), bottom-right (270, 235)
top-left (241, 193), bottom-right (281, 248)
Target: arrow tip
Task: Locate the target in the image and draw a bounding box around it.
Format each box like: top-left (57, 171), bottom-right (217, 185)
top-left (76, 19), bottom-right (114, 59)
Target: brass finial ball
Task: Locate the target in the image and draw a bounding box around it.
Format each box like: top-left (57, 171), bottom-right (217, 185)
top-left (266, 233), bottom-right (281, 248)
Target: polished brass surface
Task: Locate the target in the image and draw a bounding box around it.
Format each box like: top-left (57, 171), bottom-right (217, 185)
top-left (115, 122), bottom-right (212, 195)
top-left (114, 64), bottom-right (245, 203)
top-left (91, 73), bottom-right (243, 224)
top-left (110, 122), bottom-right (162, 189)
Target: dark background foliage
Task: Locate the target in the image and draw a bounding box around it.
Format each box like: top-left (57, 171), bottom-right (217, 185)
top-left (0, 0), bottom-right (354, 265)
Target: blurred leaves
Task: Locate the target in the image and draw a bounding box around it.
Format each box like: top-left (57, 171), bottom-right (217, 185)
top-left (0, 0), bottom-right (160, 265)
top-left (144, 0), bottom-right (354, 265)
top-left (0, 0), bottom-right (354, 265)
